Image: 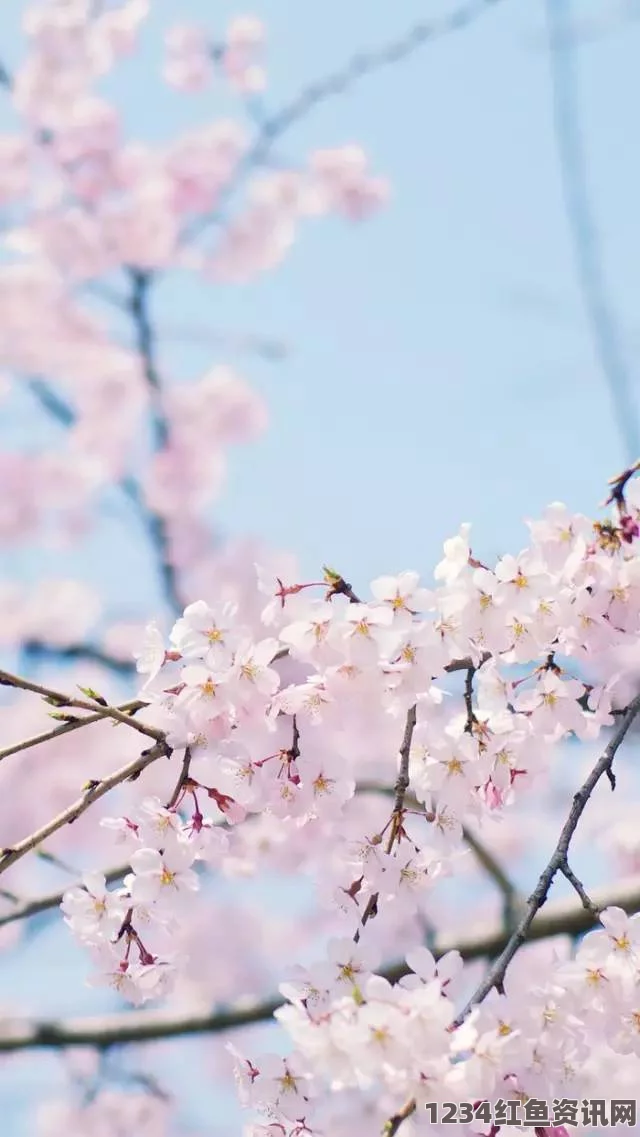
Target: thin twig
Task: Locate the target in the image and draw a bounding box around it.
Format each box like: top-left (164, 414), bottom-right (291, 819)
top-left (1, 873), bottom-right (639, 1053)
top-left (0, 670), bottom-right (159, 741)
top-left (560, 860), bottom-right (600, 917)
top-left (355, 704), bottom-right (417, 942)
top-left (165, 747), bottom-right (192, 811)
top-left (455, 691), bottom-right (640, 1024)
top-left (0, 700), bottom-right (147, 765)
top-left (463, 665), bottom-right (476, 730)
top-left (0, 739), bottom-right (171, 877)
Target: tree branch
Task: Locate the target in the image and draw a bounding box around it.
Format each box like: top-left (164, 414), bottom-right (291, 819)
top-left (22, 641), bottom-right (136, 676)
top-left (24, 374), bottom-right (178, 620)
top-left (392, 703), bottom-right (417, 817)
top-left (455, 690), bottom-right (640, 1023)
top-left (0, 738), bottom-right (171, 877)
top-left (559, 859), bottom-right (600, 917)
top-left (2, 873), bottom-right (639, 1052)
top-left (0, 699), bottom-right (146, 765)
top-left (355, 705), bottom-right (418, 940)
top-left (128, 270), bottom-right (182, 615)
top-left (0, 669), bottom-right (159, 741)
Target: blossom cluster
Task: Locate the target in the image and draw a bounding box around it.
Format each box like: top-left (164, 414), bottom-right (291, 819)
top-left (232, 907), bottom-right (640, 1135)
top-left (58, 476), bottom-right (640, 1132)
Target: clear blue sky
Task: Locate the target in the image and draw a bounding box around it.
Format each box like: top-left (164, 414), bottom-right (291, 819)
top-left (0, 0), bottom-right (639, 1131)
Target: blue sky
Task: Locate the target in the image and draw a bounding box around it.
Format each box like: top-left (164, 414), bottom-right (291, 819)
top-left (1, 0), bottom-right (640, 1131)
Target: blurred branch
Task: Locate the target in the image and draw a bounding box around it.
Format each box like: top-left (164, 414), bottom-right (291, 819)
top-left (25, 375), bottom-right (145, 513)
top-left (22, 641), bottom-right (136, 675)
top-left (1, 873), bottom-right (639, 1051)
top-left (461, 824), bottom-right (523, 928)
top-left (128, 270), bottom-right (182, 615)
top-left (0, 861), bottom-right (130, 929)
top-left (24, 371), bottom-right (180, 622)
top-left (526, 1), bottom-right (640, 49)
top-left (545, 0), bottom-right (639, 461)
top-left (188, 0), bottom-right (506, 241)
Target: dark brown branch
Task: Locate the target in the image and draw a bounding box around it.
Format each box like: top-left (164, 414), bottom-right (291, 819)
top-left (455, 691), bottom-right (640, 1024)
top-left (165, 747), bottom-right (192, 810)
top-left (560, 860), bottom-right (600, 917)
top-left (354, 705), bottom-right (417, 941)
top-left (392, 703), bottom-right (417, 816)
top-left (384, 1098), bottom-right (417, 1136)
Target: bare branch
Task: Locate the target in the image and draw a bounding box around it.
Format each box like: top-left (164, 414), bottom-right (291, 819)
top-left (455, 691), bottom-right (640, 1023)
top-left (0, 738), bottom-right (171, 877)
top-left (559, 860), bottom-right (600, 917)
top-left (392, 703), bottom-right (417, 817)
top-left (1, 874), bottom-right (639, 1053)
top-left (0, 699), bottom-right (146, 765)
top-left (0, 669), bottom-right (159, 741)
top-left (354, 705), bottom-right (417, 941)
